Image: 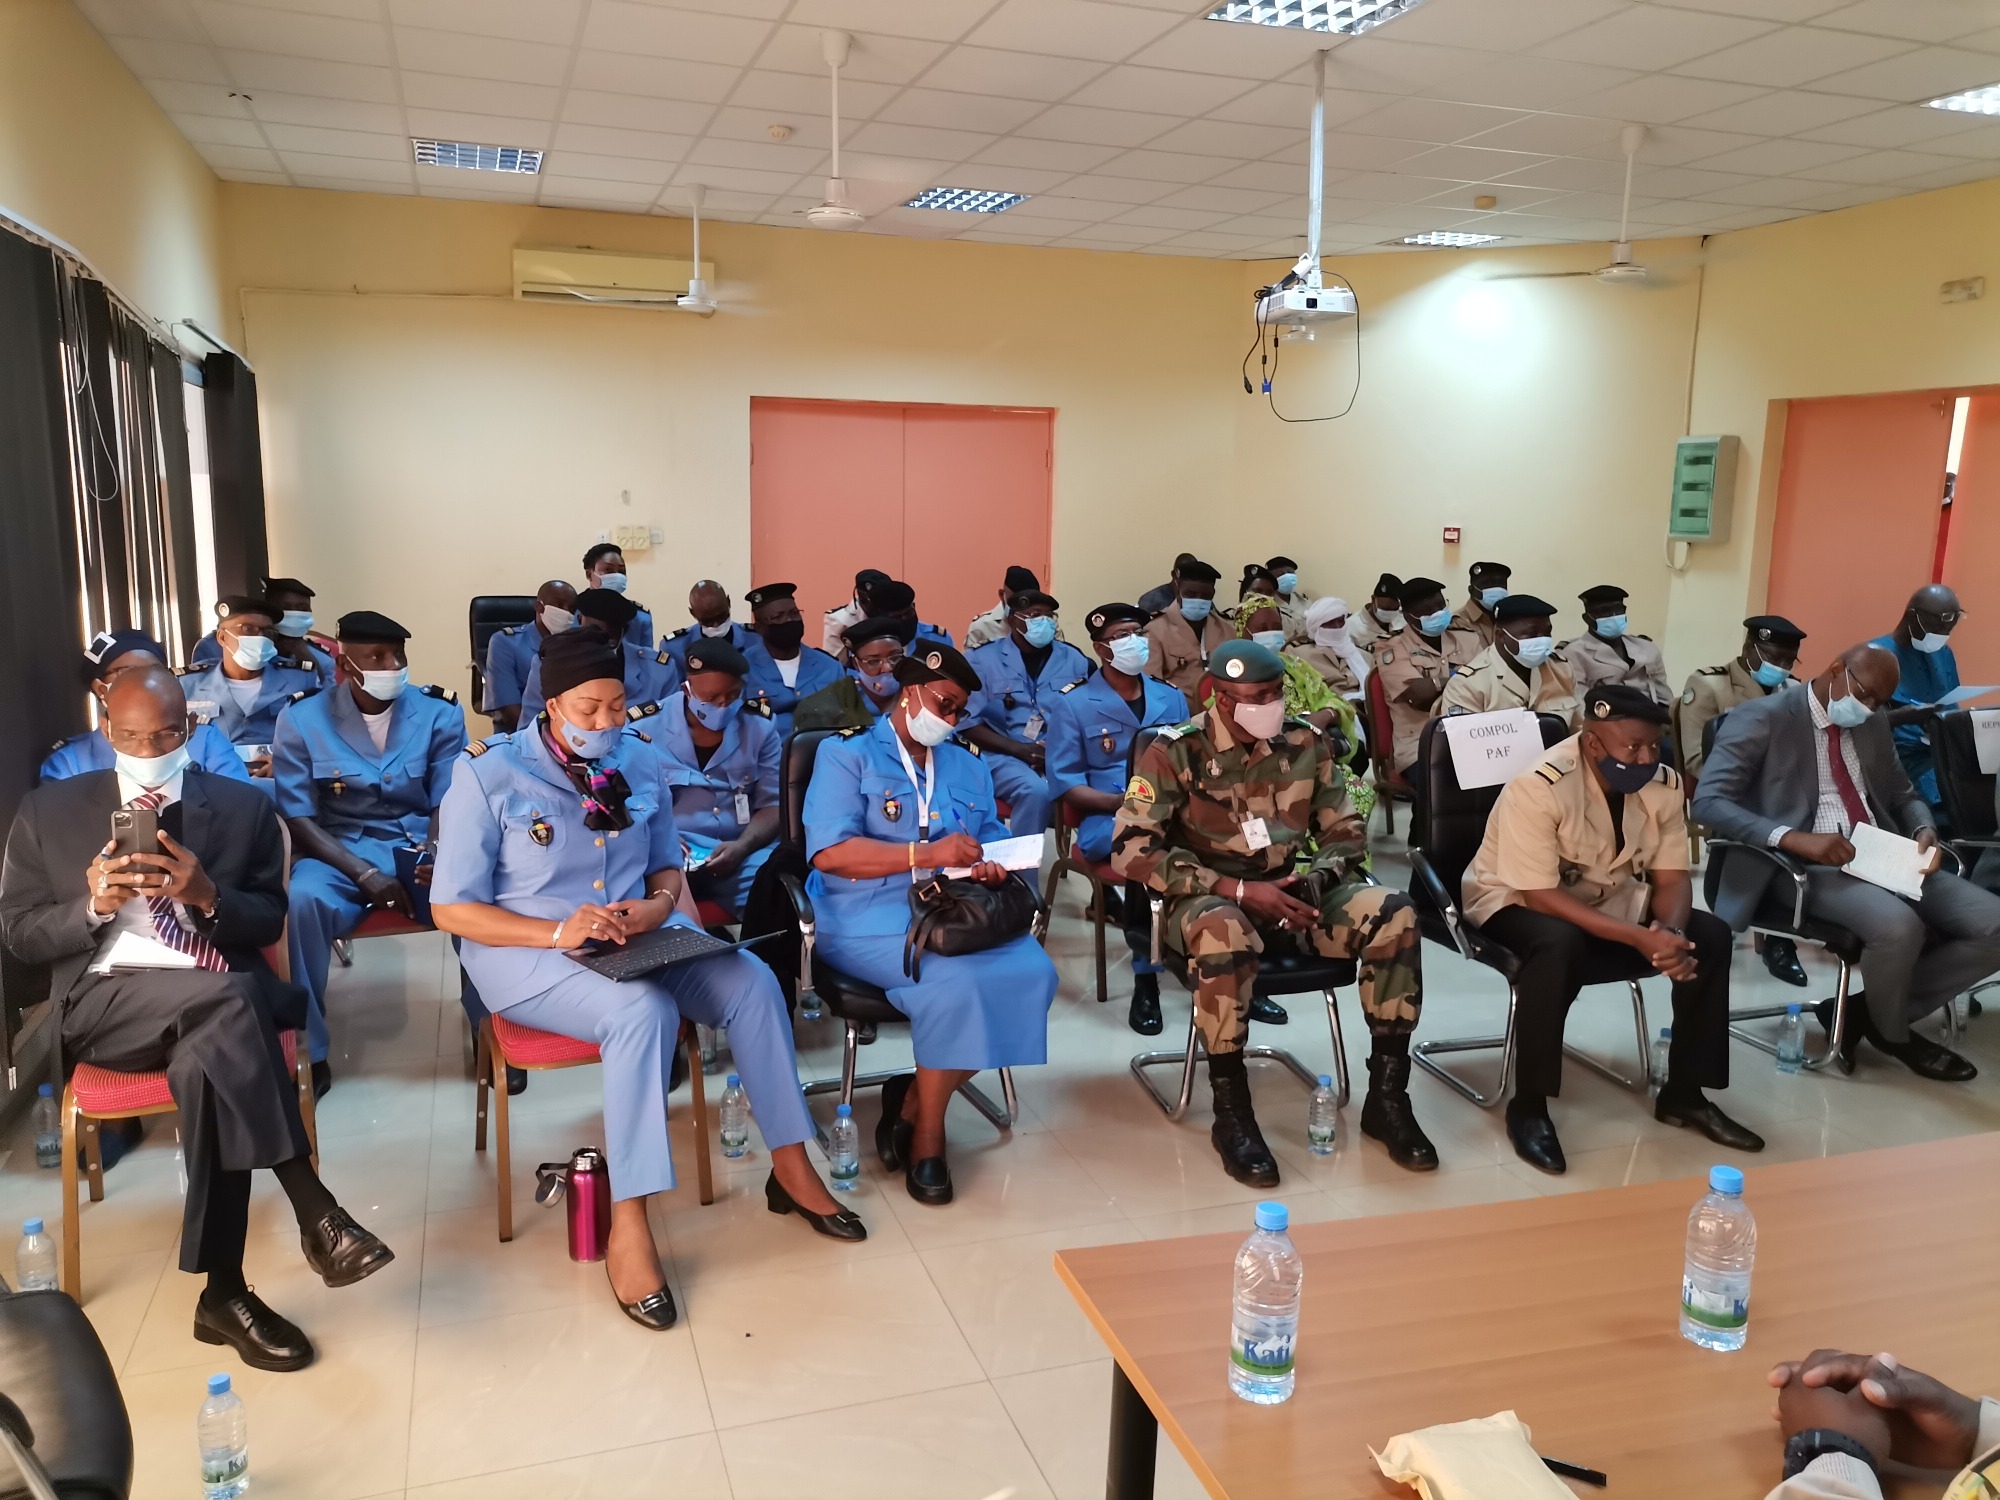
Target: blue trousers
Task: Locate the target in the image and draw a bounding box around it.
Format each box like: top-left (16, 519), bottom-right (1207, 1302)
top-left (987, 755), bottom-right (1052, 840)
top-left (689, 842), bottom-right (773, 922)
top-left (814, 928), bottom-right (1055, 1072)
top-left (1078, 812), bottom-right (1160, 977)
top-left (286, 859), bottom-right (369, 1063)
top-left (501, 947), bottom-right (812, 1201)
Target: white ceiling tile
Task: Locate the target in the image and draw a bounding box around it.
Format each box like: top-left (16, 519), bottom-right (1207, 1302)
top-left (76, 0), bottom-right (206, 44)
top-left (1626, 163), bottom-right (1757, 195)
top-left (1689, 137), bottom-right (1867, 173)
top-left (537, 150), bottom-right (673, 185)
top-left (689, 186), bottom-right (785, 212)
top-left (1204, 159), bottom-right (1317, 192)
top-left (189, 2), bottom-right (391, 66)
top-left (969, 136), bottom-right (1124, 172)
top-left (1795, 104), bottom-right (2000, 147)
top-left (914, 46), bottom-right (1107, 102)
top-left (1921, 120), bottom-right (2000, 157)
top-left (1210, 81), bottom-right (1386, 129)
top-left (965, 0), bottom-right (1183, 63)
top-left (550, 122), bottom-right (694, 162)
top-left (1669, 26), bottom-right (1914, 87)
top-left (997, 193), bottom-right (1115, 221)
top-left (240, 90), bottom-right (406, 131)
top-left (1342, 98), bottom-right (1528, 145)
top-left (1377, 0), bottom-right (1630, 51)
top-left (203, 0), bottom-right (383, 19)
top-left (1567, 73), bottom-right (1768, 124)
top-left (400, 71), bottom-right (559, 117)
top-left (403, 109), bottom-right (554, 146)
top-left (172, 111), bottom-right (268, 148)
top-left (387, 0), bottom-right (582, 45)
top-left (1958, 24), bottom-right (2000, 52)
top-left (1782, 181), bottom-right (1907, 209)
top-left (1813, 0), bottom-right (2000, 44)
top-left (671, 161), bottom-right (803, 194)
top-left (578, 4), bottom-right (772, 65)
top-left (1016, 104), bottom-right (1177, 147)
top-left (683, 136), bottom-right (823, 173)
top-left (196, 141), bottom-right (285, 172)
top-left (1321, 37), bottom-right (1495, 93)
top-left (1660, 0), bottom-right (1846, 20)
top-left (1282, 133), bottom-right (1432, 170)
top-left (865, 205), bottom-right (983, 238)
top-left (757, 25), bottom-right (945, 83)
top-left (1489, 155), bottom-right (1630, 192)
top-left (278, 150), bottom-right (413, 182)
top-left (1808, 45), bottom-right (2000, 100)
top-left (1068, 65), bottom-right (1256, 116)
top-left (1629, 124), bottom-right (1768, 165)
top-left (846, 121), bottom-right (999, 161)
top-left (1124, 16), bottom-right (1333, 81)
top-left (1465, 112), bottom-right (1628, 158)
top-left (392, 27), bottom-right (571, 85)
top-left (1060, 221), bottom-right (1175, 244)
top-left (1332, 170), bottom-right (1472, 202)
top-left (876, 88), bottom-right (1047, 134)
top-left (1107, 203), bottom-right (1231, 230)
top-left (784, 0), bottom-right (997, 43)
top-left (536, 174), bottom-right (663, 204)
top-left (1693, 175), bottom-right (1838, 206)
top-left (569, 51), bottom-right (740, 102)
top-left (260, 122), bottom-right (407, 159)
top-left (1153, 183), bottom-right (1291, 213)
top-left (296, 174), bottom-right (415, 193)
top-left (220, 51), bottom-right (400, 101)
top-left (1094, 148), bottom-right (1233, 183)
top-left (216, 169), bottom-right (294, 184)
top-left (725, 71), bottom-right (899, 119)
top-left (144, 78), bottom-right (250, 116)
top-left (1903, 158), bottom-right (2000, 187)
top-left (1429, 56), bottom-right (1638, 112)
top-left (944, 164), bottom-right (1071, 193)
top-left (1537, 7), bottom-right (1779, 69)
top-left (1141, 119), bottom-right (1297, 158)
top-left (1049, 173), bottom-right (1177, 203)
top-left (1397, 144), bottom-right (1556, 182)
top-left (1794, 146), bottom-right (1975, 183)
top-left (106, 34), bottom-right (232, 84)
top-left (560, 90), bottom-right (716, 135)
top-left (420, 171), bottom-right (540, 199)
top-left (1676, 89), bottom-right (1884, 135)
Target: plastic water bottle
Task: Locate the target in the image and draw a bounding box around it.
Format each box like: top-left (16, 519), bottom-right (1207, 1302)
top-left (197, 1372), bottom-right (249, 1499)
top-left (718, 1075), bottom-right (749, 1159)
top-left (697, 1024), bottom-right (719, 1073)
top-left (1228, 1201), bottom-right (1303, 1404)
top-left (1681, 1165), bottom-right (1756, 1352)
top-left (1306, 1075), bottom-right (1337, 1156)
top-left (828, 1104), bottom-right (859, 1191)
top-left (1775, 1004), bottom-right (1805, 1074)
top-left (1649, 1026), bottom-right (1673, 1096)
top-left (15, 1220), bottom-right (55, 1293)
top-left (800, 987), bottom-right (824, 1022)
top-left (32, 1085), bottom-right (60, 1170)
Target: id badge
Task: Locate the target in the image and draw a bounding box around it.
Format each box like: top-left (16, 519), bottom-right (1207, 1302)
top-left (1025, 710), bottom-right (1046, 741)
top-left (1242, 817), bottom-right (1271, 851)
top-left (733, 789), bottom-right (752, 824)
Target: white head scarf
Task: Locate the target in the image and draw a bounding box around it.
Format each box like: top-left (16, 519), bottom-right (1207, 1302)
top-left (1306, 596), bottom-right (1369, 687)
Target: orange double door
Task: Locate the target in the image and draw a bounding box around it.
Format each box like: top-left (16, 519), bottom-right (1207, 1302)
top-left (749, 397), bottom-right (1054, 645)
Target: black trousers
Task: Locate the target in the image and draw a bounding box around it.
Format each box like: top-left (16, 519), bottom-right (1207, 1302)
top-left (1480, 905), bottom-right (1733, 1100)
top-left (63, 968), bottom-right (310, 1274)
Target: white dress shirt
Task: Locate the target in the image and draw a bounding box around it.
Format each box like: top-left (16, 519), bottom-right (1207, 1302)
top-left (1766, 685), bottom-right (1874, 848)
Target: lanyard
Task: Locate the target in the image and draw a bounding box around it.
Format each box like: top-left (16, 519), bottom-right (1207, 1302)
top-left (892, 735), bottom-right (937, 859)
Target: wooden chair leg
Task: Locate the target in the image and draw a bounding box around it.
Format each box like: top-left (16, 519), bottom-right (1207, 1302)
top-left (1088, 871), bottom-right (1109, 1006)
top-left (474, 1020), bottom-right (491, 1154)
top-left (684, 1025), bottom-right (714, 1207)
top-left (59, 1088), bottom-right (81, 1300)
top-left (492, 1029), bottom-right (514, 1243)
top-left (293, 1034), bottom-right (319, 1168)
top-left (82, 1120), bottom-right (105, 1204)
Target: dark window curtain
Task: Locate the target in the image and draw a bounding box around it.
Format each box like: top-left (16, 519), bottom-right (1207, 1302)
top-left (150, 345), bottom-right (200, 658)
top-left (203, 351), bottom-right (269, 596)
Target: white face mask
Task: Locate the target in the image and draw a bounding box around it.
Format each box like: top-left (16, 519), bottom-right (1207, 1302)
top-left (1312, 622), bottom-right (1350, 649)
top-left (1911, 626), bottom-right (1952, 654)
top-left (115, 743), bottom-right (190, 789)
top-left (908, 704), bottom-right (955, 747)
top-left (357, 667), bottom-right (409, 701)
top-left (1230, 696), bottom-right (1287, 741)
top-left (1106, 634), bottom-right (1151, 674)
top-left (700, 621), bottom-right (731, 638)
top-left (1373, 608), bottom-right (1404, 633)
top-left (228, 633), bottom-right (277, 672)
top-left (597, 572), bottom-right (628, 594)
top-left (539, 606), bottom-right (574, 634)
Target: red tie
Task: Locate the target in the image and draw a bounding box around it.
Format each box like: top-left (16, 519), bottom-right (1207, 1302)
top-left (1824, 726), bottom-right (1871, 833)
top-left (124, 791), bottom-right (229, 973)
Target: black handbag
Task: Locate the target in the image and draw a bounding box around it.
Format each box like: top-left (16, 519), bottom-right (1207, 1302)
top-left (902, 872), bottom-right (1041, 980)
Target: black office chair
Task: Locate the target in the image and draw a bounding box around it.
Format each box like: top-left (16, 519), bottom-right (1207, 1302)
top-left (1930, 709), bottom-right (2000, 1025)
top-left (467, 594), bottom-right (536, 715)
top-left (1406, 711), bottom-right (1654, 1108)
top-left (0, 1287), bottom-right (132, 1500)
top-left (1115, 726), bottom-right (1359, 1119)
top-left (773, 729), bottom-right (1018, 1133)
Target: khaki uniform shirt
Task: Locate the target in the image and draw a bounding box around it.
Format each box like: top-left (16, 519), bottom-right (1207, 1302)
top-left (1350, 608), bottom-right (1399, 651)
top-left (1564, 629), bottom-right (1671, 704)
top-left (1291, 642), bottom-right (1361, 698)
top-left (1277, 593), bottom-right (1308, 644)
top-left (1451, 598), bottom-right (1501, 650)
top-left (1144, 603), bottom-right (1233, 697)
top-left (1675, 658), bottom-right (1778, 782)
top-left (1439, 642), bottom-right (1583, 729)
top-left (1463, 735), bottom-right (1690, 926)
top-left (1373, 624), bottom-right (1483, 772)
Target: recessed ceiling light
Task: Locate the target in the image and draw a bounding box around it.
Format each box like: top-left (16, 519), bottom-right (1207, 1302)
top-left (905, 186), bottom-right (1029, 213)
top-left (1923, 83), bottom-right (2000, 116)
top-left (1398, 231), bottom-right (1504, 247)
top-left (1206, 0), bottom-right (1429, 36)
top-left (413, 138), bottom-right (543, 173)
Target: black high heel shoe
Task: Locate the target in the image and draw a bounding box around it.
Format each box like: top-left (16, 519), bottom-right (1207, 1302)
top-left (875, 1074), bottom-right (915, 1171)
top-left (765, 1173), bottom-right (868, 1241)
top-left (606, 1262), bottom-right (677, 1331)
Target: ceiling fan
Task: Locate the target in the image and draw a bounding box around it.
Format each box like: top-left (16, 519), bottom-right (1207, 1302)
top-left (676, 184), bottom-right (717, 314)
top-left (800, 31), bottom-right (931, 231)
top-left (1493, 124), bottom-right (1652, 283)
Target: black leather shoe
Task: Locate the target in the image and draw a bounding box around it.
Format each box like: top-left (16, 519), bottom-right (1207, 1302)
top-left (1247, 994), bottom-right (1289, 1026)
top-left (1875, 1033), bottom-right (1979, 1082)
top-left (195, 1288), bottom-right (314, 1372)
top-left (300, 1208), bottom-right (395, 1289)
top-left (1208, 1063), bottom-right (1280, 1187)
top-left (766, 1172), bottom-right (868, 1241)
top-left (1760, 935), bottom-right (1808, 987)
top-left (1091, 886), bottom-right (1126, 928)
top-left (1128, 972), bottom-right (1163, 1036)
top-left (98, 1118), bottom-right (144, 1172)
top-left (669, 1044), bottom-right (689, 1094)
top-left (875, 1073), bottom-right (915, 1171)
top-left (506, 1065), bottom-right (528, 1096)
top-left (1360, 1050), bottom-right (1439, 1172)
top-left (1655, 1094), bottom-right (1767, 1151)
top-left (311, 1059), bottom-right (333, 1100)
top-left (1506, 1108), bottom-right (1566, 1175)
top-left (906, 1155), bottom-right (953, 1205)
top-left (1810, 998), bottom-right (1862, 1076)
top-left (606, 1264), bottom-right (677, 1331)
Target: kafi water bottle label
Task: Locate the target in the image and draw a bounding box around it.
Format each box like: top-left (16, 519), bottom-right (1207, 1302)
top-left (1681, 1270), bottom-right (1750, 1331)
top-left (1230, 1312), bottom-right (1296, 1377)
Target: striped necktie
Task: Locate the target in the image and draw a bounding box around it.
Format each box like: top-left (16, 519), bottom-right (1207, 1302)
top-left (123, 791), bottom-right (228, 973)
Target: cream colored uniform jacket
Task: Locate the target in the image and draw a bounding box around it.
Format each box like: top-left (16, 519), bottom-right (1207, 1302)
top-left (822, 599), bottom-right (864, 660)
top-left (1351, 608), bottom-right (1401, 651)
top-left (1439, 642), bottom-right (1583, 729)
top-left (1373, 624), bottom-right (1484, 772)
top-left (1564, 629), bottom-right (1672, 704)
top-left (1675, 658), bottom-right (1775, 781)
top-left (1144, 603), bottom-right (1234, 697)
top-left (1291, 642), bottom-right (1361, 697)
top-left (1451, 598), bottom-right (1501, 650)
top-left (1462, 735), bottom-right (1690, 926)
top-left (1278, 593), bottom-right (1309, 644)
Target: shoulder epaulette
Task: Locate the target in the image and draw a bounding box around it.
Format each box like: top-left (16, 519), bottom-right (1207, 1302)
top-left (421, 683), bottom-right (457, 703)
top-left (277, 658), bottom-right (314, 672)
top-left (1658, 765), bottom-right (1681, 790)
top-left (835, 725), bottom-right (866, 738)
top-left (746, 697), bottom-right (772, 718)
top-left (1696, 665), bottom-right (1728, 676)
top-left (1534, 762), bottom-right (1566, 785)
top-left (631, 729), bottom-right (652, 743)
top-left (48, 736), bottom-right (66, 752)
top-left (626, 701), bottom-right (660, 721)
top-left (1635, 633), bottom-right (1654, 642)
top-left (962, 740), bottom-right (982, 756)
top-left (655, 649), bottom-right (674, 665)
top-left (287, 689), bottom-right (313, 703)
top-left (466, 740), bottom-right (489, 758)
top-left (1375, 647), bottom-right (1396, 665)
top-left (177, 664), bottom-right (201, 676)
top-left (1059, 679), bottom-right (1081, 693)
top-left (499, 624), bottom-right (520, 637)
top-left (1155, 722), bottom-right (1194, 742)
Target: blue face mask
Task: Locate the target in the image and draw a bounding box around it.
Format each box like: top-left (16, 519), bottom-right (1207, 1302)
top-left (1107, 634), bottom-right (1151, 674)
top-left (1478, 587), bottom-right (1507, 610)
top-left (550, 713), bottom-right (621, 760)
top-left (1507, 633), bottom-right (1554, 668)
top-left (857, 664), bottom-right (901, 701)
top-left (1593, 613), bottom-right (1629, 640)
top-left (228, 633), bottom-right (277, 672)
top-left (1252, 629), bottom-right (1288, 654)
top-left (1827, 670), bottom-right (1872, 729)
top-left (1021, 616), bottom-right (1058, 650)
top-left (597, 572), bottom-right (628, 595)
top-left (277, 610), bottom-right (314, 637)
top-left (1179, 597), bottom-right (1212, 623)
top-left (1750, 656), bottom-right (1790, 689)
top-left (686, 693), bottom-right (740, 731)
top-left (1418, 607), bottom-right (1454, 637)
top-left (1275, 572), bottom-right (1298, 596)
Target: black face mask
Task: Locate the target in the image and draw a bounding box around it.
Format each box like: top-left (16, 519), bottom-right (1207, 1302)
top-left (1590, 737), bottom-right (1660, 794)
top-left (760, 619), bottom-right (806, 653)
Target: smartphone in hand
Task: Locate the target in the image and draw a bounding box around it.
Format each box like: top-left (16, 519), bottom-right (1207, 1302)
top-left (110, 805), bottom-right (160, 860)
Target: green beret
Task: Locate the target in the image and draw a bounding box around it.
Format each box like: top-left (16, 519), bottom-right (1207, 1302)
top-left (1208, 639), bottom-right (1284, 684)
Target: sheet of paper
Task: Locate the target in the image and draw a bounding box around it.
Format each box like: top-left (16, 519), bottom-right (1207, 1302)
top-left (92, 928), bottom-right (198, 973)
top-left (944, 832), bottom-right (1045, 878)
top-left (1441, 709), bottom-right (1545, 790)
top-left (1932, 685), bottom-right (2000, 707)
top-left (1972, 708), bottom-right (2000, 776)
top-left (1842, 822), bottom-right (1932, 901)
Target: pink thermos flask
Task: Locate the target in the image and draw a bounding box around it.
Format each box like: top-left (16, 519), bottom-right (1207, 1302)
top-left (537, 1148), bottom-right (612, 1262)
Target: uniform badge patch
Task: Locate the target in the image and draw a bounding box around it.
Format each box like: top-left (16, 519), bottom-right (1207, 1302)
top-left (1100, 733), bottom-right (1117, 754)
top-left (883, 796), bottom-right (902, 822)
top-left (529, 816), bottom-right (554, 846)
top-left (1126, 775), bottom-right (1155, 804)
top-left (1682, 688), bottom-right (1696, 704)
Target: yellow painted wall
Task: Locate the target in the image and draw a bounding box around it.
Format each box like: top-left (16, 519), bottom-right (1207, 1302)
top-left (0, 0), bottom-right (223, 331)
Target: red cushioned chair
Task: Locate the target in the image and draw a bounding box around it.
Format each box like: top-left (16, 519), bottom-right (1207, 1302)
top-left (1364, 669), bottom-right (1417, 838)
top-left (474, 1014), bottom-right (713, 1242)
top-left (1035, 802), bottom-right (1122, 1006)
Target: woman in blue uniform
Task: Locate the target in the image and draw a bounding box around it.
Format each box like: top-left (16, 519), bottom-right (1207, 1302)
top-left (804, 643), bottom-right (1058, 1206)
top-left (432, 630), bottom-right (862, 1332)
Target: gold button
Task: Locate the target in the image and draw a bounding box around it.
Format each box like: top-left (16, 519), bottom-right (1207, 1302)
top-left (595, 837), bottom-right (605, 847)
top-left (592, 880), bottom-right (604, 890)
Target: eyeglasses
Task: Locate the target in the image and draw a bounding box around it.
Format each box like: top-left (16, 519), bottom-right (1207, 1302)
top-left (107, 726), bottom-right (188, 754)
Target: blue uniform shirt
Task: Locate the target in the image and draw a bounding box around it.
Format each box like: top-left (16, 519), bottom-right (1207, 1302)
top-left (661, 621), bottom-right (758, 678)
top-left (180, 659), bottom-right (323, 758)
top-left (483, 623), bottom-right (555, 713)
top-left (520, 639), bottom-right (682, 715)
top-left (192, 631), bottom-right (336, 688)
top-left (1043, 672), bottom-right (1189, 861)
top-left (272, 682), bottom-right (468, 872)
top-left (40, 722), bottom-right (251, 784)
top-left (637, 693), bottom-right (781, 850)
top-left (432, 724), bottom-right (682, 1008)
top-left (629, 605), bottom-right (654, 650)
top-left (803, 716), bottom-right (1008, 938)
top-left (966, 635), bottom-right (1093, 742)
top-left (1873, 630), bottom-right (1959, 802)
top-left (742, 639), bottom-right (844, 740)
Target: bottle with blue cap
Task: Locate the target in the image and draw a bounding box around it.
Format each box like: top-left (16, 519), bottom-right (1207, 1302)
top-left (15, 1218), bottom-right (55, 1292)
top-left (1681, 1164), bottom-right (1757, 1352)
top-left (1229, 1200), bottom-right (1303, 1403)
top-left (198, 1371), bottom-right (250, 1498)
top-left (1307, 1075), bottom-right (1337, 1156)
top-left (1775, 1004), bottom-right (1805, 1074)
top-left (828, 1103), bottom-right (859, 1191)
top-left (719, 1073), bottom-right (749, 1158)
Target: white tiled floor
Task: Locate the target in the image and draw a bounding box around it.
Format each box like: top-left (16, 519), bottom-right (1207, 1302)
top-left (15, 839), bottom-right (2000, 1499)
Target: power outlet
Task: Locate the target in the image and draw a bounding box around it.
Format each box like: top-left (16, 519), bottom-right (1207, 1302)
top-left (611, 525), bottom-right (652, 551)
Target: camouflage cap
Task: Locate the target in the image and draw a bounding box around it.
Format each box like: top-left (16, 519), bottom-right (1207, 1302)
top-left (1208, 639), bottom-right (1284, 683)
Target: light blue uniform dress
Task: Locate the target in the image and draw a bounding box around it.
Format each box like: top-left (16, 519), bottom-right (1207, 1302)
top-left (179, 659), bottom-right (323, 796)
top-left (272, 683), bottom-right (467, 1060)
top-left (482, 624), bottom-right (551, 715)
top-left (1043, 671), bottom-right (1189, 979)
top-left (661, 621), bottom-right (759, 678)
top-left (432, 724), bottom-right (811, 1201)
top-left (805, 717), bottom-right (1057, 1072)
top-left (637, 692), bottom-right (782, 920)
top-left (40, 722), bottom-right (250, 784)
top-left (743, 639), bottom-right (844, 741)
top-left (192, 631), bottom-right (336, 688)
top-left (520, 639), bottom-right (682, 716)
top-left (965, 634), bottom-right (1093, 838)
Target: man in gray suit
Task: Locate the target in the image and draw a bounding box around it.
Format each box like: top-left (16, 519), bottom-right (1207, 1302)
top-left (1693, 643), bottom-right (2000, 1081)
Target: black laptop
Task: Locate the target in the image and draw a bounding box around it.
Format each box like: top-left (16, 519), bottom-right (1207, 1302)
top-left (571, 924), bottom-right (781, 981)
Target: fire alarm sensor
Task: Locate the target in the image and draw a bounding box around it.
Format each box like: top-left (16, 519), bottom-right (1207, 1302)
top-left (1442, 526), bottom-right (1462, 544)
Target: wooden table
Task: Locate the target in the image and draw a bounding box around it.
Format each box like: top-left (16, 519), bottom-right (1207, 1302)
top-left (1055, 1134), bottom-right (2000, 1499)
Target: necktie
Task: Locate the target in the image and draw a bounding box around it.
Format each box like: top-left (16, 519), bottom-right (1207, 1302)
top-left (123, 791), bottom-right (228, 972)
top-left (1823, 726), bottom-right (1871, 834)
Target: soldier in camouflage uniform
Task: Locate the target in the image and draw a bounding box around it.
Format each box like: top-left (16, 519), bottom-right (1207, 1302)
top-left (1111, 639), bottom-right (1440, 1185)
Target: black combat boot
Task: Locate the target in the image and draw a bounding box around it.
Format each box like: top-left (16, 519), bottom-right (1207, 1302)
top-left (1128, 971), bottom-right (1162, 1036)
top-left (1207, 1051), bottom-right (1280, 1187)
top-left (1359, 1037), bottom-right (1439, 1172)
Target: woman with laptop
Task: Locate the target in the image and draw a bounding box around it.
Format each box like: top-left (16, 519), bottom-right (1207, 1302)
top-left (431, 629), bottom-right (863, 1333)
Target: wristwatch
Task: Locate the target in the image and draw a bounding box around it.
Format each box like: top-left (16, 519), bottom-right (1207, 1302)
top-left (1782, 1429), bottom-right (1881, 1480)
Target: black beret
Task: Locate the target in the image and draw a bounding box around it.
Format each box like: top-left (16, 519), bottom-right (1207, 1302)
top-left (1265, 555), bottom-right (1298, 572)
top-left (261, 576), bottom-right (315, 598)
top-left (1469, 561), bottom-right (1511, 578)
top-left (217, 594), bottom-right (274, 622)
top-left (1493, 594), bottom-right (1557, 624)
top-left (1744, 615), bottom-right (1806, 645)
top-left (1579, 584), bottom-right (1629, 608)
top-left (1398, 577), bottom-right (1446, 610)
top-left (1003, 565), bottom-right (1039, 592)
top-left (1086, 603), bottom-right (1150, 639)
top-left (1584, 684), bottom-right (1670, 726)
top-left (855, 568), bottom-right (892, 588)
top-left (539, 627), bottom-right (623, 699)
top-left (84, 629), bottom-right (166, 679)
top-left (1371, 572), bottom-right (1403, 598)
top-left (575, 587), bottom-right (640, 628)
top-left (893, 642), bottom-right (980, 697)
top-left (744, 582), bottom-right (796, 609)
top-left (869, 580), bottom-right (917, 613)
top-left (845, 615), bottom-right (912, 649)
top-left (1010, 589), bottom-right (1059, 613)
top-left (336, 610), bottom-right (410, 644)
top-left (683, 638), bottom-right (748, 677)
top-left (1173, 558), bottom-right (1221, 583)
